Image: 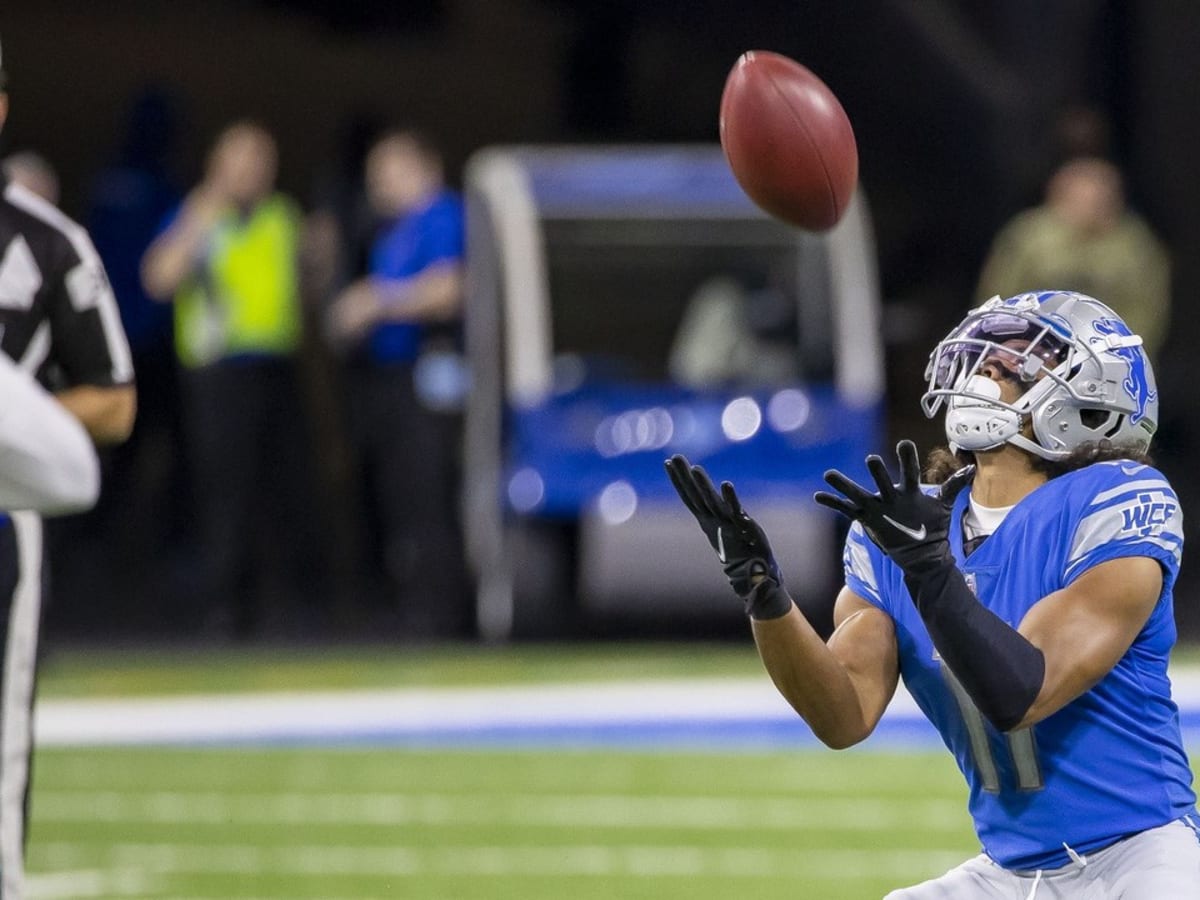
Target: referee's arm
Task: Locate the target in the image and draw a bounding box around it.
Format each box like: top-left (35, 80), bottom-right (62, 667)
top-left (48, 230), bottom-right (137, 445)
top-left (55, 384), bottom-right (135, 446)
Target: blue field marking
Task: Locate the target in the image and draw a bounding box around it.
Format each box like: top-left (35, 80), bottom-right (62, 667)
top-left (403, 713), bottom-right (1200, 752)
top-left (296, 716), bottom-right (947, 751)
top-left (166, 716), bottom-right (944, 751)
top-left (247, 712), bottom-right (1200, 751)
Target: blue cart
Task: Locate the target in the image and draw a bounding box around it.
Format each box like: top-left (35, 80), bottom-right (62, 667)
top-left (462, 145), bottom-right (884, 639)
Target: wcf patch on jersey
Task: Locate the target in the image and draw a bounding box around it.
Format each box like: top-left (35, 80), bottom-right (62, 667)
top-left (1118, 490), bottom-right (1177, 538)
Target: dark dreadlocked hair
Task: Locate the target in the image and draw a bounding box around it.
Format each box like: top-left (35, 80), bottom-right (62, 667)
top-left (923, 440), bottom-right (1155, 486)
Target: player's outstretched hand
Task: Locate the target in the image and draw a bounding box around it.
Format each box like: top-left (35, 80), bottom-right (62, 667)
top-left (814, 440), bottom-right (959, 575)
top-left (665, 454), bottom-right (783, 599)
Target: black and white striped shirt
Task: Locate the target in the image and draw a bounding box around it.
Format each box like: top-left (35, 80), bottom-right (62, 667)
top-left (0, 176), bottom-right (132, 392)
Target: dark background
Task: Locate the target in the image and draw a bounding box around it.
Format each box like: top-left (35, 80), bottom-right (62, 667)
top-left (5, 0), bottom-right (1200, 636)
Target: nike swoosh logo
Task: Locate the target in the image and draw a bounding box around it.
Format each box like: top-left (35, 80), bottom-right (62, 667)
top-left (881, 515), bottom-right (927, 541)
top-left (717, 528), bottom-right (727, 563)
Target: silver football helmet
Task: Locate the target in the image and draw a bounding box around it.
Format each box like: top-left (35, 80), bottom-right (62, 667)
top-left (922, 291), bottom-right (1158, 460)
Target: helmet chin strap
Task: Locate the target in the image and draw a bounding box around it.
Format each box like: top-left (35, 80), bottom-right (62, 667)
top-left (1006, 432), bottom-right (1066, 461)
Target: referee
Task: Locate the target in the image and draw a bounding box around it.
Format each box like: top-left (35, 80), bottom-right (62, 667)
top-left (0, 44), bottom-right (135, 898)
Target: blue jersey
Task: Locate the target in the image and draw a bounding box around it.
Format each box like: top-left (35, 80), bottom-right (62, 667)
top-left (366, 189), bottom-right (464, 364)
top-left (843, 460), bottom-right (1196, 869)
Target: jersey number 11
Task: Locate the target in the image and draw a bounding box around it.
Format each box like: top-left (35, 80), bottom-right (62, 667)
top-left (942, 662), bottom-right (1044, 794)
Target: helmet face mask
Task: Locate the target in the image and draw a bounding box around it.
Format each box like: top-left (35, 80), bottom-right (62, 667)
top-left (922, 291), bottom-right (1158, 460)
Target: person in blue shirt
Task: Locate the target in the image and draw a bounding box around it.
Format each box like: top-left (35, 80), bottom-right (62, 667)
top-left (326, 129), bottom-right (464, 358)
top-left (326, 129), bottom-right (468, 636)
top-left (668, 290), bottom-right (1200, 897)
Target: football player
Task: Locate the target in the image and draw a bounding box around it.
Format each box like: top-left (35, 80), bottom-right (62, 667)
top-left (668, 290), bottom-right (1199, 897)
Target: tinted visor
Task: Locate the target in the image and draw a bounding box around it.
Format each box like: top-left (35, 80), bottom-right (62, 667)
top-left (930, 313), bottom-right (1070, 391)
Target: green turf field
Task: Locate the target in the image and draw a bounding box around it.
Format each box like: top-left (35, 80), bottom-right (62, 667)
top-left (29, 746), bottom-right (977, 899)
top-left (33, 641), bottom-right (770, 696)
top-left (24, 641), bottom-right (1200, 898)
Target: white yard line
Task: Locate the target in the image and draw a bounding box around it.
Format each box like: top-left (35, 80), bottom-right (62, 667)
top-left (31, 677), bottom-right (858, 746)
top-left (33, 667), bottom-right (1200, 747)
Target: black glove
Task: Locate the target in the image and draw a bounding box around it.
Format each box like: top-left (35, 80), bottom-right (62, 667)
top-left (665, 454), bottom-right (792, 619)
top-left (813, 440), bottom-right (967, 575)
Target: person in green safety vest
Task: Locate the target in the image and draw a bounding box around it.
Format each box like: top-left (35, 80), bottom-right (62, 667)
top-left (141, 121), bottom-right (324, 638)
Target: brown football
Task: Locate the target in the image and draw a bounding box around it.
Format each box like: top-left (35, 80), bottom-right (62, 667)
top-left (720, 50), bottom-right (859, 231)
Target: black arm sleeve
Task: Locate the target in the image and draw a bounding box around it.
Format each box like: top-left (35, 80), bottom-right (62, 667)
top-left (904, 563), bottom-right (1045, 731)
top-left (744, 579), bottom-right (795, 621)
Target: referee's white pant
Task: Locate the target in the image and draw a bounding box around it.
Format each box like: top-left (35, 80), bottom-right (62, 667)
top-left (885, 817), bottom-right (1200, 899)
top-left (0, 512), bottom-right (43, 900)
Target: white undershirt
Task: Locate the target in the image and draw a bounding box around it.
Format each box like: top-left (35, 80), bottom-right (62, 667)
top-left (963, 495), bottom-right (1015, 542)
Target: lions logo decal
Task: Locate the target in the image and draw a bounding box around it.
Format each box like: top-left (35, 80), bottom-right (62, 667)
top-left (1094, 317), bottom-right (1156, 425)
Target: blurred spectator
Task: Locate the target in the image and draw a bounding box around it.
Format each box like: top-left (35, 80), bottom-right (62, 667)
top-left (90, 88), bottom-right (182, 365)
top-left (141, 121), bottom-right (324, 638)
top-left (326, 129), bottom-right (469, 637)
top-left (1, 149), bottom-right (58, 204)
top-left (78, 87), bottom-right (187, 623)
top-left (976, 155), bottom-right (1170, 363)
